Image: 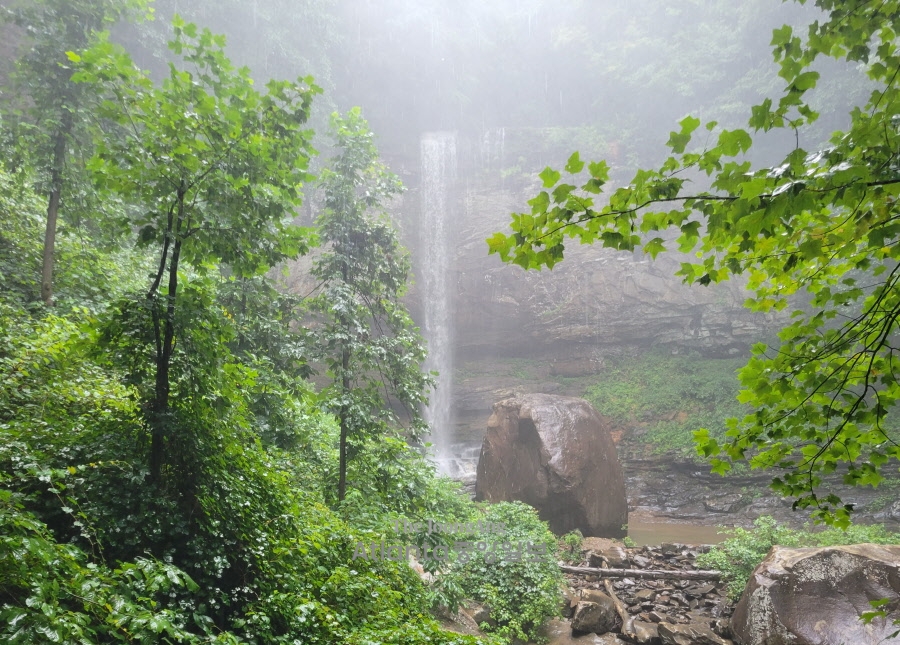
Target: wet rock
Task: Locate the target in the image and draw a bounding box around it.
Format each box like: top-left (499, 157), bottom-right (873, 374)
top-left (685, 584), bottom-right (716, 597)
top-left (475, 394), bottom-right (628, 537)
top-left (562, 587), bottom-right (579, 618)
top-left (711, 617), bottom-right (732, 639)
top-left (588, 545), bottom-right (629, 569)
top-left (658, 621), bottom-right (733, 644)
top-left (571, 599), bottom-right (618, 635)
top-left (731, 544), bottom-right (900, 645)
top-left (542, 618), bottom-right (627, 644)
top-left (631, 620), bottom-right (661, 645)
top-left (465, 600), bottom-right (495, 628)
top-left (890, 499), bottom-right (900, 523)
top-left (632, 554), bottom-right (652, 568)
top-left (703, 494), bottom-right (746, 514)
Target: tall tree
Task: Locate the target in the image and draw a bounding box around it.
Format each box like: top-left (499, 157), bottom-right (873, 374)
top-left (2, 0), bottom-right (147, 305)
top-left (489, 0), bottom-right (900, 526)
top-left (73, 17), bottom-right (318, 482)
top-left (306, 108), bottom-right (432, 502)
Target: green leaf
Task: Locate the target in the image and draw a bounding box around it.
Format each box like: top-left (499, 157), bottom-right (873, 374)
top-left (565, 151), bottom-right (585, 174)
top-left (643, 237), bottom-right (666, 259)
top-left (539, 166), bottom-right (562, 188)
top-left (792, 71), bottom-right (820, 91)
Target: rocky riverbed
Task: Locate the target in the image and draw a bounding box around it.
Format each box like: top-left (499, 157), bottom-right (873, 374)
top-left (441, 537), bottom-right (737, 645)
top-left (551, 537), bottom-right (734, 645)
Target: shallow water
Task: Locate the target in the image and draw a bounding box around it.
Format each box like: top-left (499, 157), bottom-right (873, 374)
top-left (628, 520), bottom-right (733, 546)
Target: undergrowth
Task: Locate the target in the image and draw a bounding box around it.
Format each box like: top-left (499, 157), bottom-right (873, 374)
top-left (696, 516), bottom-right (900, 600)
top-left (581, 348), bottom-right (748, 458)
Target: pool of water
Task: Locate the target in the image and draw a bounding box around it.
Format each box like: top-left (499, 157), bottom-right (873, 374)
top-left (628, 520), bottom-right (733, 546)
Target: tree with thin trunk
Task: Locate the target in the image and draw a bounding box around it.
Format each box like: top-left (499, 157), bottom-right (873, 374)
top-left (4, 0), bottom-right (147, 305)
top-left (306, 108), bottom-right (432, 502)
top-left (72, 18), bottom-right (317, 482)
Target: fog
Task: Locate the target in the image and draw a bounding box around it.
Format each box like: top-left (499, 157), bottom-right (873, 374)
top-left (123, 0), bottom-right (869, 168)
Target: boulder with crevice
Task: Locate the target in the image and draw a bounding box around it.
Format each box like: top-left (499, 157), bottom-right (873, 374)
top-left (731, 543), bottom-right (900, 645)
top-left (475, 393), bottom-right (628, 537)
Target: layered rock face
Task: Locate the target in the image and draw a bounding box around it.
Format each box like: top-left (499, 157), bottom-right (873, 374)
top-left (474, 394), bottom-right (627, 537)
top-left (731, 544), bottom-right (900, 645)
top-left (395, 130), bottom-right (786, 364)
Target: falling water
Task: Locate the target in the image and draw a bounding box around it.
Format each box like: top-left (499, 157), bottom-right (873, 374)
top-left (420, 132), bottom-right (457, 475)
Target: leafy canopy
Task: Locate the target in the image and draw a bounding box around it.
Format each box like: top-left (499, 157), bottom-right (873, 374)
top-left (488, 0), bottom-right (900, 526)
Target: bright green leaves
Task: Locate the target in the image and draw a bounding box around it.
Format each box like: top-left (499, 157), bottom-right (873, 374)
top-left (305, 109), bottom-right (432, 503)
top-left (717, 129), bottom-right (752, 157)
top-left (564, 151), bottom-right (585, 174)
top-left (643, 237), bottom-right (666, 259)
top-left (667, 115), bottom-right (701, 154)
top-left (539, 166), bottom-right (561, 188)
top-left (74, 20), bottom-right (319, 277)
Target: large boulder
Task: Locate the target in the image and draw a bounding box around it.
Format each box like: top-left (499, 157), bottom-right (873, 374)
top-left (475, 394), bottom-right (627, 537)
top-left (731, 543), bottom-right (900, 645)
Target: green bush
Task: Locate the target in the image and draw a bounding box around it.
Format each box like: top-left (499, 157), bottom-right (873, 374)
top-left (0, 488), bottom-right (239, 644)
top-left (696, 516), bottom-right (900, 599)
top-left (558, 530), bottom-right (583, 564)
top-left (442, 502), bottom-right (563, 643)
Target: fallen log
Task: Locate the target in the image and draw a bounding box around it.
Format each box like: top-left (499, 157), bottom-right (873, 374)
top-left (561, 565), bottom-right (721, 581)
top-left (599, 558), bottom-right (634, 640)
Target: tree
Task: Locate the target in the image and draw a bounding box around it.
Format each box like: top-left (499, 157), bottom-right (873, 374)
top-left (305, 108), bottom-right (432, 503)
top-left (489, 0), bottom-right (900, 526)
top-left (72, 17), bottom-right (318, 482)
top-left (2, 0), bottom-right (148, 306)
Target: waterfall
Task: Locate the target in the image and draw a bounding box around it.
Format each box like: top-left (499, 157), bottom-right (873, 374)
top-left (419, 132), bottom-right (456, 475)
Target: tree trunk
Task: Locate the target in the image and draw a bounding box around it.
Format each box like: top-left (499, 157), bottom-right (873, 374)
top-left (560, 565), bottom-right (722, 581)
top-left (150, 193), bottom-right (184, 482)
top-left (40, 111), bottom-right (73, 306)
top-left (338, 342), bottom-right (350, 501)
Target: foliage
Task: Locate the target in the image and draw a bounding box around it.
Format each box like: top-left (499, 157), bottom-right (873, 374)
top-left (582, 349), bottom-right (748, 457)
top-left (0, 488), bottom-right (242, 644)
top-left (0, 148), bottom-right (150, 312)
top-left (696, 515), bottom-right (900, 600)
top-left (489, 0), bottom-right (900, 526)
top-left (305, 107), bottom-right (433, 502)
top-left (72, 17), bottom-right (318, 481)
top-left (0, 298), bottom-right (487, 642)
top-left (558, 530), bottom-right (583, 564)
top-left (441, 502), bottom-right (563, 643)
top-left (2, 0), bottom-right (150, 304)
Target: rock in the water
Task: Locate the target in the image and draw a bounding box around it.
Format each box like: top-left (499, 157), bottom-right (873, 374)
top-left (543, 619), bottom-right (629, 644)
top-left (571, 592), bottom-right (620, 635)
top-left (475, 394), bottom-right (627, 537)
top-left (731, 543), bottom-right (900, 645)
top-left (658, 621), bottom-right (732, 645)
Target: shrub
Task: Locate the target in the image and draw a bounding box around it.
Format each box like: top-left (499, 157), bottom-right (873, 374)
top-left (696, 515), bottom-right (900, 599)
top-left (443, 502), bottom-right (563, 643)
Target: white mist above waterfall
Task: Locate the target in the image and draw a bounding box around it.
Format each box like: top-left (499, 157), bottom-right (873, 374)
top-left (419, 132), bottom-right (457, 475)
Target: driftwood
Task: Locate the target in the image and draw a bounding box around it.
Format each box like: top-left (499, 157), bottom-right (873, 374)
top-left (561, 564), bottom-right (721, 581)
top-left (598, 559), bottom-right (634, 639)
